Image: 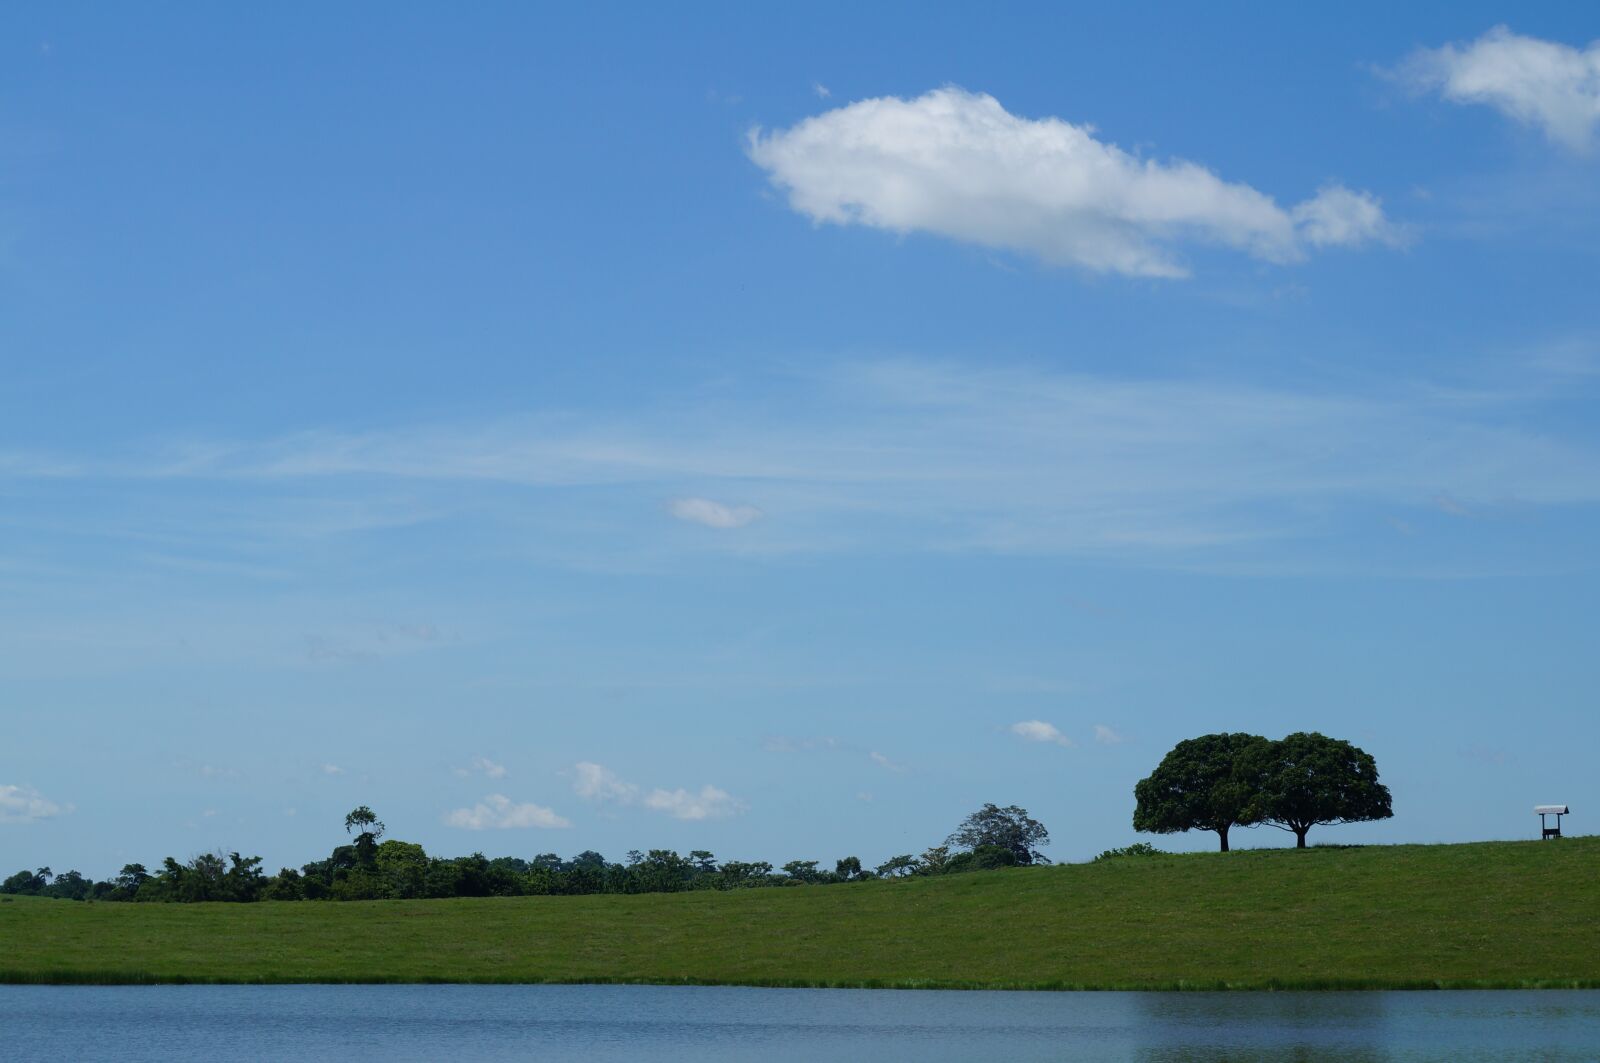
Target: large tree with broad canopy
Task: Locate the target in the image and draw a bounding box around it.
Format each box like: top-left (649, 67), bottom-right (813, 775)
top-left (1133, 732), bottom-right (1269, 852)
top-left (1241, 731), bottom-right (1393, 847)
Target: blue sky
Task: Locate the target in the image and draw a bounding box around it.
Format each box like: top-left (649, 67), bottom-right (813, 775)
top-left (4, 4), bottom-right (1599, 874)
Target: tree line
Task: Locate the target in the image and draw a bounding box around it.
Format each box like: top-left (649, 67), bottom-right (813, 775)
top-left (3, 730), bottom-right (1396, 903)
top-left (2, 803), bottom-right (1051, 903)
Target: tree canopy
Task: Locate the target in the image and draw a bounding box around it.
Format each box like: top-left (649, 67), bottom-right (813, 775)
top-left (946, 803), bottom-right (1050, 865)
top-left (1241, 731), bottom-right (1393, 847)
top-left (1132, 732), bottom-right (1270, 852)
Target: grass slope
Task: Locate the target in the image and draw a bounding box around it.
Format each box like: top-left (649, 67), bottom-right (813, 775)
top-left (3, 838), bottom-right (1597, 990)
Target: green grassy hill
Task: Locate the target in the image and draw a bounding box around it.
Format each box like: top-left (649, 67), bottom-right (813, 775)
top-left (4, 837), bottom-right (1597, 989)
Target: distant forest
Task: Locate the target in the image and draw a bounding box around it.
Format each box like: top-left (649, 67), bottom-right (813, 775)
top-left (2, 803), bottom-right (1056, 903)
top-left (4, 730), bottom-right (1393, 903)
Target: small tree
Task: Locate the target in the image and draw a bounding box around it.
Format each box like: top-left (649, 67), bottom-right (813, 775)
top-left (114, 863), bottom-right (151, 897)
top-left (876, 854), bottom-right (916, 878)
top-left (781, 859), bottom-right (821, 883)
top-left (344, 806), bottom-right (385, 867)
top-left (344, 806), bottom-right (384, 840)
top-left (946, 803), bottom-right (1050, 865)
top-left (1133, 732), bottom-right (1268, 852)
top-left (1242, 732), bottom-right (1393, 848)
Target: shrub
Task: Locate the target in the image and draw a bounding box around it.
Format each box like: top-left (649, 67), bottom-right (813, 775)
top-left (1094, 843), bottom-right (1167, 862)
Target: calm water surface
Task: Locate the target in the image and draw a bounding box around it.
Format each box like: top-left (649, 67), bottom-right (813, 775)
top-left (4, 985), bottom-right (1599, 1061)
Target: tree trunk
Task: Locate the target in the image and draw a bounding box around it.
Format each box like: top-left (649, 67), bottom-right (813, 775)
top-left (1295, 827), bottom-right (1309, 849)
top-left (1218, 826), bottom-right (1230, 852)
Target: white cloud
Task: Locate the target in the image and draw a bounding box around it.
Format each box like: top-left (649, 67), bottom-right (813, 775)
top-left (813, 82), bottom-right (831, 99)
top-left (459, 756), bottom-right (507, 780)
top-left (643, 785), bottom-right (743, 821)
top-left (444, 794), bottom-right (572, 830)
top-left (1292, 185), bottom-right (1407, 249)
top-left (573, 762), bottom-right (743, 819)
top-left (11, 358), bottom-right (1600, 573)
top-left (869, 750), bottom-right (907, 773)
top-left (572, 761), bottom-right (640, 804)
top-left (320, 763), bottom-right (344, 776)
top-left (1403, 27), bottom-right (1600, 152)
top-left (1093, 724), bottom-right (1126, 745)
top-left (748, 87), bottom-right (1400, 277)
top-left (668, 497), bottom-right (762, 529)
top-left (1011, 720), bottom-right (1073, 747)
top-left (0, 784), bottom-right (69, 823)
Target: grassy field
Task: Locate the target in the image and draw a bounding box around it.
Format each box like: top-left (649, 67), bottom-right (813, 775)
top-left (3, 837), bottom-right (1597, 989)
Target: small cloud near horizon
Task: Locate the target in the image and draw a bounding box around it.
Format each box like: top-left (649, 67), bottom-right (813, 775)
top-left (572, 761), bottom-right (743, 820)
top-left (444, 794), bottom-right (571, 830)
top-left (1094, 724), bottom-right (1127, 745)
top-left (1011, 720), bottom-right (1073, 747)
top-left (869, 750), bottom-right (907, 773)
top-left (457, 756), bottom-right (507, 780)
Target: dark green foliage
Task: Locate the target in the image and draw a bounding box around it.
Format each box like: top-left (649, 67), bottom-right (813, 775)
top-left (781, 860), bottom-right (822, 883)
top-left (114, 864), bottom-right (152, 898)
top-left (946, 804), bottom-right (1051, 865)
top-left (3, 795), bottom-right (1046, 904)
top-left (1241, 731), bottom-right (1394, 847)
top-left (1133, 732), bottom-right (1271, 851)
top-left (1094, 843), bottom-right (1167, 861)
top-left (944, 844), bottom-right (1018, 873)
top-left (875, 854), bottom-right (916, 877)
top-left (2, 869), bottom-right (49, 896)
top-left (262, 869), bottom-right (304, 901)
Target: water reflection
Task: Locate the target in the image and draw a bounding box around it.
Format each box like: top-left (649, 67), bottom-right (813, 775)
top-left (2, 985), bottom-right (1597, 1062)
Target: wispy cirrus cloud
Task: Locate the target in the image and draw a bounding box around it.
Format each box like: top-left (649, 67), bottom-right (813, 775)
top-left (766, 736), bottom-right (908, 773)
top-left (1400, 27), bottom-right (1600, 152)
top-left (748, 87), bottom-right (1403, 277)
top-left (4, 359), bottom-right (1599, 574)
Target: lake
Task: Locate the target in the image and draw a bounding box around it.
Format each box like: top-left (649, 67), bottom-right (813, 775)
top-left (4, 985), bottom-right (1599, 1060)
